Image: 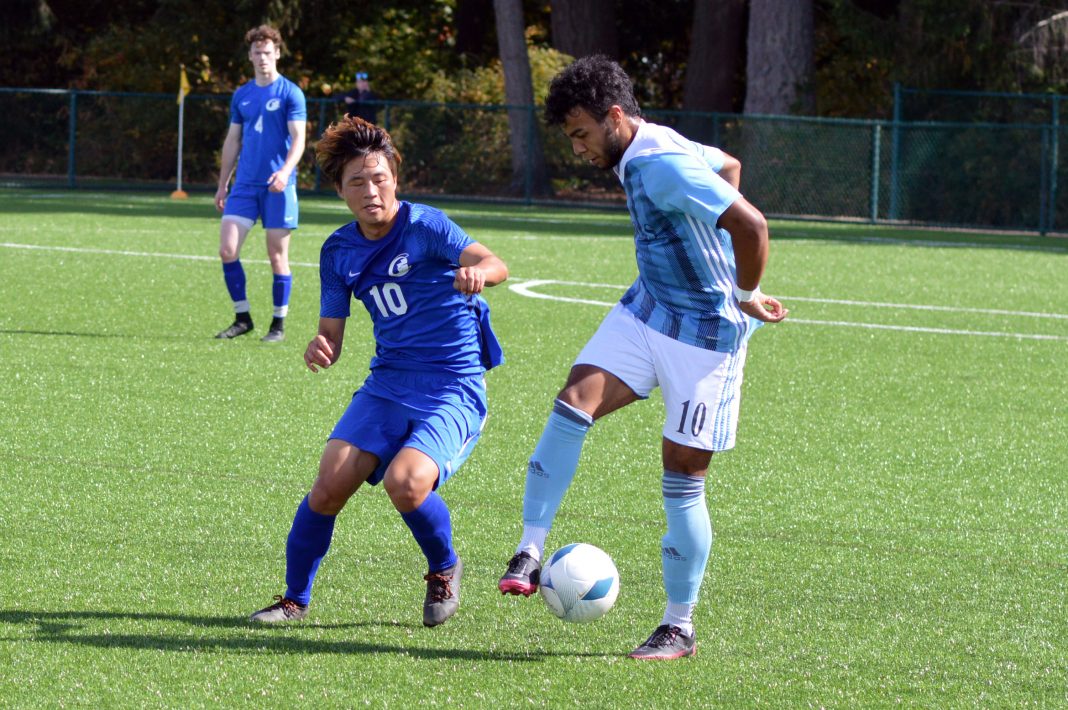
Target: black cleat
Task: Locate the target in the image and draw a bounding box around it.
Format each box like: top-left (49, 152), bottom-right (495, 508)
top-left (215, 314), bottom-right (253, 339)
top-left (628, 624), bottom-right (696, 660)
top-left (260, 317), bottom-right (285, 342)
top-left (248, 595), bottom-right (309, 623)
top-left (423, 558), bottom-right (462, 627)
top-left (498, 551), bottom-right (540, 596)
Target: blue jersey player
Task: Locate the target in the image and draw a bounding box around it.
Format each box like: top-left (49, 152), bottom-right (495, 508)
top-left (214, 25), bottom-right (307, 343)
top-left (497, 56), bottom-right (789, 660)
top-left (250, 117), bottom-right (508, 628)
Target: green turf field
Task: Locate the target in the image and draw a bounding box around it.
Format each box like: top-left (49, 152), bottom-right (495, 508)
top-left (1, 189), bottom-right (1065, 707)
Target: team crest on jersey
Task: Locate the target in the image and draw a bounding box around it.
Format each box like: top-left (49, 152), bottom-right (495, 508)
top-left (266, 98), bottom-right (282, 111)
top-left (388, 253), bottom-right (411, 277)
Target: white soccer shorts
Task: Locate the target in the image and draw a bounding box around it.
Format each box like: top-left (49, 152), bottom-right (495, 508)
top-left (575, 303), bottom-right (748, 451)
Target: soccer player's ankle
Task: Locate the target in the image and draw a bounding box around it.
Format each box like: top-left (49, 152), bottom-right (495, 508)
top-left (517, 526), bottom-right (548, 561)
top-left (661, 601), bottom-right (695, 637)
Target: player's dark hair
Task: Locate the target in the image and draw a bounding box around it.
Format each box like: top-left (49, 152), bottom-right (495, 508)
top-left (245, 24), bottom-right (283, 50)
top-left (316, 116), bottom-right (403, 189)
top-left (544, 55), bottom-right (641, 126)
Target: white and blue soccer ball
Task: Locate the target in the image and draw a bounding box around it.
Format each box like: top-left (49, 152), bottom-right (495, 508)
top-left (540, 543), bottom-right (620, 623)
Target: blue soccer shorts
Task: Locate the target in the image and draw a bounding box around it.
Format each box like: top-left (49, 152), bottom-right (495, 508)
top-left (329, 370), bottom-right (488, 487)
top-left (223, 182), bottom-right (299, 230)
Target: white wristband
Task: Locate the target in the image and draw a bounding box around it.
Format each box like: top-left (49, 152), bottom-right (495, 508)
top-left (733, 284), bottom-right (761, 303)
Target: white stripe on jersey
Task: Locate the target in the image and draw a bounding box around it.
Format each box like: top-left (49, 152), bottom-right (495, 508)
top-left (683, 213), bottom-right (749, 351)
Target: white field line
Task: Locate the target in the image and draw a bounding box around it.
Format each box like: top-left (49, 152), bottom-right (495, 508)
top-left (507, 279), bottom-right (1068, 342)
top-left (0, 242), bottom-right (320, 269)
top-left (4, 242), bottom-right (1066, 341)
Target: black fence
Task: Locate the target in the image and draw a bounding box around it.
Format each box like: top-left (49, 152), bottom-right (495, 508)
top-left (1, 86), bottom-right (1063, 234)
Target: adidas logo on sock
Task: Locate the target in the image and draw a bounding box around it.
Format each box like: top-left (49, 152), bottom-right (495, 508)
top-left (528, 460), bottom-right (548, 478)
top-left (662, 546), bottom-right (686, 561)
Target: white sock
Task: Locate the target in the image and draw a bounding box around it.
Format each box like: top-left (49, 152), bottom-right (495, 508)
top-left (233, 299), bottom-right (250, 314)
top-left (517, 526), bottom-right (549, 562)
top-left (661, 601), bottom-right (696, 637)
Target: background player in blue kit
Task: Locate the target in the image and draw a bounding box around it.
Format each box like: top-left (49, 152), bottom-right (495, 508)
top-left (497, 56), bottom-right (789, 660)
top-left (249, 117), bottom-right (508, 628)
top-left (214, 25), bottom-right (307, 342)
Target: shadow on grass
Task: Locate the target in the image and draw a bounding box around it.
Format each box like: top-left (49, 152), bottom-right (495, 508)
top-left (0, 609), bottom-right (604, 661)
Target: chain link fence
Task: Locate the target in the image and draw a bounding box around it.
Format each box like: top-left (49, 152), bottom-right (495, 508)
top-left (0, 86), bottom-right (1062, 234)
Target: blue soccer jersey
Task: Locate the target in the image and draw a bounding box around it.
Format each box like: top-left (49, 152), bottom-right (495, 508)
top-left (319, 202), bottom-right (502, 376)
top-left (614, 121), bottom-right (756, 353)
top-left (229, 76), bottom-right (307, 186)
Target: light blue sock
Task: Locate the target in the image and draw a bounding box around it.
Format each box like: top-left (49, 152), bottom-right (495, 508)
top-left (284, 495), bottom-right (337, 606)
top-left (400, 491), bottom-right (457, 573)
top-left (521, 399), bottom-right (593, 530)
top-left (660, 470), bottom-right (713, 605)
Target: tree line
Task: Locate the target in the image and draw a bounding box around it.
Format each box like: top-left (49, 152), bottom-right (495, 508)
top-left (4, 0), bottom-right (1068, 194)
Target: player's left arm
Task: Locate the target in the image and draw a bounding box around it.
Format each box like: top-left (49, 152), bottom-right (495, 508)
top-left (268, 119), bottom-right (307, 193)
top-left (716, 151), bottom-right (741, 189)
top-left (648, 156), bottom-right (786, 323)
top-left (454, 242), bottom-right (509, 295)
top-left (717, 198), bottom-right (788, 323)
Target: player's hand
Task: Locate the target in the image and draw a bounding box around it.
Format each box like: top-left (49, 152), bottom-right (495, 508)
top-left (214, 187), bottom-right (228, 211)
top-left (739, 294), bottom-right (789, 323)
top-left (267, 169), bottom-right (290, 193)
top-left (453, 266), bottom-right (486, 295)
top-left (304, 335), bottom-right (335, 372)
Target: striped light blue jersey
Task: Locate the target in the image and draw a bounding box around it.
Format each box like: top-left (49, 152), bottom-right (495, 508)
top-left (229, 75), bottom-right (306, 186)
top-left (614, 121), bottom-right (758, 353)
top-left (318, 202), bottom-right (503, 377)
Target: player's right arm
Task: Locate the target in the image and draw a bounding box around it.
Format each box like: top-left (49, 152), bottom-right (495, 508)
top-left (305, 317), bottom-right (346, 373)
top-left (215, 123), bottom-right (243, 211)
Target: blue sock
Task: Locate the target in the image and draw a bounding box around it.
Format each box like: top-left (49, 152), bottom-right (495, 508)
top-left (660, 470), bottom-right (713, 604)
top-left (221, 260), bottom-right (247, 306)
top-left (521, 400), bottom-right (593, 529)
top-left (399, 491), bottom-right (457, 573)
top-left (283, 496), bottom-right (337, 606)
top-left (272, 273), bottom-right (292, 317)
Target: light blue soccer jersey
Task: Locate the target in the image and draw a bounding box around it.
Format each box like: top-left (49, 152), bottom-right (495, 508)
top-left (319, 202), bottom-right (502, 376)
top-left (229, 76), bottom-right (307, 186)
top-left (614, 121), bottom-right (757, 353)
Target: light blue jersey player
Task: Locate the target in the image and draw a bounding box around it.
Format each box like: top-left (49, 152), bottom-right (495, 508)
top-left (250, 116), bottom-right (508, 628)
top-left (498, 56), bottom-right (788, 660)
top-left (213, 25), bottom-right (307, 343)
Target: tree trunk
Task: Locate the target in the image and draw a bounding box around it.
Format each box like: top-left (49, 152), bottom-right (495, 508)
top-left (680, 0), bottom-right (747, 141)
top-left (744, 0), bottom-right (815, 115)
top-left (493, 0), bottom-right (551, 196)
top-left (454, 0), bottom-right (495, 61)
top-left (550, 0), bottom-right (618, 59)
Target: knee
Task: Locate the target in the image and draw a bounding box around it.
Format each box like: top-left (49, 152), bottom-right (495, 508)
top-left (383, 469), bottom-right (431, 513)
top-left (219, 245), bottom-right (239, 262)
top-left (308, 472), bottom-right (351, 516)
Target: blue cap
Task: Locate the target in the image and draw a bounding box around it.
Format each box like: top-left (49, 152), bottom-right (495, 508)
top-left (355, 72), bottom-right (368, 81)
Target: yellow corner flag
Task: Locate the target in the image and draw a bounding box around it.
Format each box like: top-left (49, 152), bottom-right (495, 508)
top-left (172, 66), bottom-right (191, 199)
top-left (177, 66), bottom-right (191, 105)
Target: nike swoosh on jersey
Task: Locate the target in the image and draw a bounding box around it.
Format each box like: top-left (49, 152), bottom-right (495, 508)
top-left (348, 271), bottom-right (361, 278)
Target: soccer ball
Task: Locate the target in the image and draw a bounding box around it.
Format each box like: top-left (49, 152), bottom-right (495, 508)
top-left (540, 543), bottom-right (620, 623)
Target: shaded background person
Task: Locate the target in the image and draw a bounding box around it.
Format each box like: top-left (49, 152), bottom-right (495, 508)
top-left (214, 24), bottom-right (306, 342)
top-left (340, 71), bottom-right (378, 124)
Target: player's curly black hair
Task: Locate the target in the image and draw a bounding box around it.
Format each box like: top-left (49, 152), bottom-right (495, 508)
top-left (544, 55), bottom-right (641, 126)
top-left (316, 116), bottom-right (403, 189)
